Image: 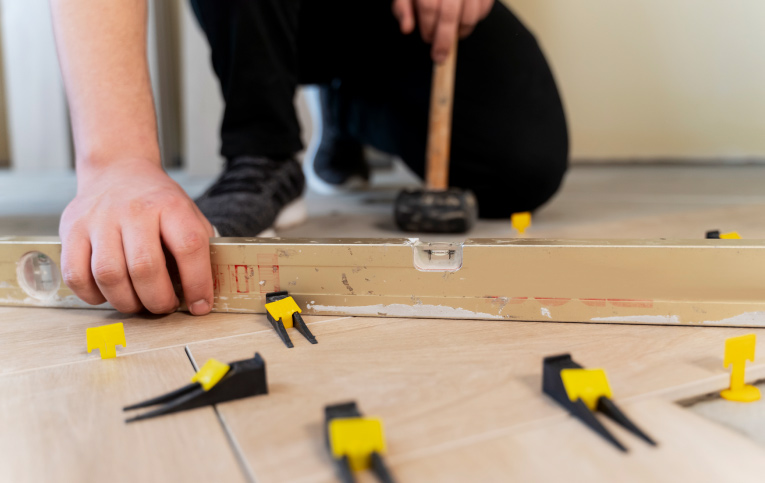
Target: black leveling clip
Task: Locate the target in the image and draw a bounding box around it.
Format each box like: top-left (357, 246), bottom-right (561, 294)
top-left (324, 402), bottom-right (395, 483)
top-left (265, 291), bottom-right (317, 348)
top-left (542, 354), bottom-right (657, 452)
top-left (123, 353), bottom-right (268, 423)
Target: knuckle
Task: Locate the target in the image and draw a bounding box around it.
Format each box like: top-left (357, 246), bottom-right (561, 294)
top-left (127, 198), bottom-right (151, 217)
top-left (92, 262), bottom-right (126, 287)
top-left (162, 194), bottom-right (185, 211)
top-left (127, 255), bottom-right (161, 281)
top-left (59, 214), bottom-right (84, 239)
top-left (174, 230), bottom-right (207, 258)
top-left (62, 269), bottom-right (90, 291)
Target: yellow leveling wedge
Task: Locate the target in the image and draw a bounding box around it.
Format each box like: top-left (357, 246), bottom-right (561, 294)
top-left (721, 334), bottom-right (761, 402)
top-left (511, 212), bottom-right (531, 235)
top-left (86, 322), bottom-right (126, 359)
top-left (561, 368), bottom-right (613, 411)
top-left (191, 359), bottom-right (230, 391)
top-left (329, 417), bottom-right (387, 472)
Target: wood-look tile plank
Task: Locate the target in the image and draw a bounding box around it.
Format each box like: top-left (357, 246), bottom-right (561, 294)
top-left (0, 305), bottom-right (342, 375)
top-left (389, 398), bottom-right (765, 482)
top-left (0, 346), bottom-right (246, 483)
top-left (186, 316), bottom-right (765, 482)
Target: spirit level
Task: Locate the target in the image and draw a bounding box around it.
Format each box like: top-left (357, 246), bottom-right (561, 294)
top-left (2, 236), bottom-right (764, 327)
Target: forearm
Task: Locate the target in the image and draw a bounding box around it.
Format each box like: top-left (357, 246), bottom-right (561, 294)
top-left (50, 0), bottom-right (160, 179)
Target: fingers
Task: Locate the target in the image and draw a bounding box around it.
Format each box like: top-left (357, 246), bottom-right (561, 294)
top-left (431, 0), bottom-right (461, 63)
top-left (458, 0), bottom-right (480, 38)
top-left (122, 216), bottom-right (179, 314)
top-left (160, 208), bottom-right (214, 317)
top-left (60, 230), bottom-right (106, 306)
top-left (191, 203), bottom-right (216, 238)
top-left (90, 228), bottom-right (143, 313)
top-left (416, 0), bottom-right (441, 44)
top-left (392, 0), bottom-right (415, 34)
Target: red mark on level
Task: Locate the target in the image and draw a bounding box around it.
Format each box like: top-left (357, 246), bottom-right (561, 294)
top-left (580, 298), bottom-right (607, 307)
top-left (507, 297), bottom-right (528, 304)
top-left (534, 297), bottom-right (571, 307)
top-left (257, 254), bottom-right (280, 293)
top-left (212, 264), bottom-right (223, 293)
top-left (234, 265), bottom-right (250, 293)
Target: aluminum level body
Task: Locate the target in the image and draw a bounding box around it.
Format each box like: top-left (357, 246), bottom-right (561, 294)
top-left (1, 237), bottom-right (764, 327)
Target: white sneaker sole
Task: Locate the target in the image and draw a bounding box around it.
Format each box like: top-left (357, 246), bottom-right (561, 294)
top-left (302, 86), bottom-right (369, 196)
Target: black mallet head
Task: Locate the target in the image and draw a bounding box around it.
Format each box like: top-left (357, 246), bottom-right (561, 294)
top-left (394, 187), bottom-right (478, 233)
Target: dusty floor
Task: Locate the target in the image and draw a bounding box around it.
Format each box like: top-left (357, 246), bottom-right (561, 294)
top-left (2, 162), bottom-right (765, 238)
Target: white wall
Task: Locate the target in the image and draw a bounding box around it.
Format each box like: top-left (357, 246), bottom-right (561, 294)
top-left (1, 0), bottom-right (70, 171)
top-left (508, 0), bottom-right (765, 161)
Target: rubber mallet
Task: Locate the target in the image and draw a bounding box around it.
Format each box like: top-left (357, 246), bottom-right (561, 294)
top-left (394, 39), bottom-right (478, 233)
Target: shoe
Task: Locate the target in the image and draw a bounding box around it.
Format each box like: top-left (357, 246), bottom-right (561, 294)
top-left (303, 86), bottom-right (370, 195)
top-left (195, 156), bottom-right (307, 237)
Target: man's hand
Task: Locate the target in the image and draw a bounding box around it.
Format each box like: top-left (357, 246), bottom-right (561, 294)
top-left (392, 0), bottom-right (493, 63)
top-left (51, 0), bottom-right (215, 315)
top-left (60, 159), bottom-right (215, 315)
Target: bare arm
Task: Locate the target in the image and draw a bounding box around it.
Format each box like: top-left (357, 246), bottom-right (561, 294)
top-left (51, 0), bottom-right (159, 172)
top-left (51, 0), bottom-right (214, 315)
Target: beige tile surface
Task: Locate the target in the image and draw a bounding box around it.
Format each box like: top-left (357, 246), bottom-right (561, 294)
top-left (0, 305), bottom-right (342, 375)
top-left (186, 316), bottom-right (765, 482)
top-left (390, 398), bottom-right (765, 483)
top-left (0, 346), bottom-right (246, 483)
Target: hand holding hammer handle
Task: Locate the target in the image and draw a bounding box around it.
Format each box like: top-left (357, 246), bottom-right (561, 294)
top-left (426, 38), bottom-right (458, 191)
top-left (393, 36), bottom-right (477, 234)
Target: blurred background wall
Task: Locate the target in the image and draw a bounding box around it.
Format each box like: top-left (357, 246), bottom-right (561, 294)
top-left (508, 0), bottom-right (765, 162)
top-left (0, 0), bottom-right (763, 174)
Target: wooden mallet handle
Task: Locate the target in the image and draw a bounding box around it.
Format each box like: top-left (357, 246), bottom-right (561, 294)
top-left (425, 38), bottom-right (458, 191)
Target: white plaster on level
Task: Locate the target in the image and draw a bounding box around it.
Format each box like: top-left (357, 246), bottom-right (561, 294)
top-left (541, 308), bottom-right (552, 319)
top-left (590, 315), bottom-right (681, 324)
top-left (306, 303), bottom-right (504, 320)
top-left (0, 294), bottom-right (102, 309)
top-left (702, 311), bottom-right (765, 326)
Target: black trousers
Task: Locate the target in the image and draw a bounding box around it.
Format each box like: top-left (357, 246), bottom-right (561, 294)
top-left (190, 0), bottom-right (568, 217)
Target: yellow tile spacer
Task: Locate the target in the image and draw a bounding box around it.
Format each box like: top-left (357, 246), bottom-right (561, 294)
top-left (191, 359), bottom-right (231, 391)
top-left (265, 296), bottom-right (302, 329)
top-left (720, 232), bottom-right (742, 239)
top-left (329, 417), bottom-right (387, 472)
top-left (86, 322), bottom-right (126, 359)
top-left (721, 334), bottom-right (761, 402)
top-left (561, 368), bottom-right (613, 411)
top-left (511, 212), bottom-right (532, 235)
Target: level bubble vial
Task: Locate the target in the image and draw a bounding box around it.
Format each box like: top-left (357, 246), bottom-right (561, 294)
top-left (16, 251), bottom-right (60, 300)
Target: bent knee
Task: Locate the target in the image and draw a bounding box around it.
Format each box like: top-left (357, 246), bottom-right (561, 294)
top-left (459, 153), bottom-right (568, 219)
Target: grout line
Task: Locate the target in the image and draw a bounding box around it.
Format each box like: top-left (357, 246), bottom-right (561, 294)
top-left (391, 364), bottom-right (765, 466)
top-left (185, 345), bottom-right (258, 483)
top-left (1, 316), bottom-right (356, 378)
